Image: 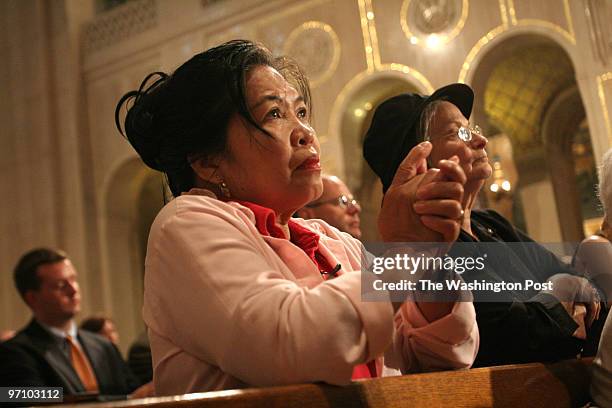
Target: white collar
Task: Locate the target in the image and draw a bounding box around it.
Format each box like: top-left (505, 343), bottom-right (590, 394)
top-left (38, 320), bottom-right (78, 339)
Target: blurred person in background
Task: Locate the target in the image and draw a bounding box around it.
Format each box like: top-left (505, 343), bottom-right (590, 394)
top-left (0, 248), bottom-right (151, 398)
top-left (296, 174), bottom-right (362, 239)
top-left (80, 315), bottom-right (120, 345)
top-left (128, 330), bottom-right (153, 386)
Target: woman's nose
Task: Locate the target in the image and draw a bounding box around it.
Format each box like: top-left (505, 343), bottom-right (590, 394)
top-left (292, 121), bottom-right (315, 147)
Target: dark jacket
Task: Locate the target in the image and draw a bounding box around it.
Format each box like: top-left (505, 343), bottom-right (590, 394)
top-left (127, 331), bottom-right (152, 386)
top-left (459, 210), bottom-right (607, 367)
top-left (0, 319), bottom-right (139, 396)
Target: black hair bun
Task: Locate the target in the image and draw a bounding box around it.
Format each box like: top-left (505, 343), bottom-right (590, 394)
top-left (115, 72), bottom-right (169, 172)
top-left (124, 101), bottom-right (163, 171)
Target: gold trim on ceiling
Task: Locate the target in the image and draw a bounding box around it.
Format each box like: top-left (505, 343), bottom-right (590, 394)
top-left (498, 0), bottom-right (509, 28)
top-left (356, 0), bottom-right (431, 80)
top-left (459, 0), bottom-right (576, 83)
top-left (358, 0), bottom-right (378, 72)
top-left (328, 0), bottom-right (435, 143)
top-left (328, 67), bottom-right (432, 146)
top-left (507, 0), bottom-right (575, 44)
top-left (378, 64), bottom-right (434, 93)
top-left (458, 25), bottom-right (507, 83)
top-left (365, 0), bottom-right (382, 69)
top-left (562, 0), bottom-right (575, 41)
top-left (508, 0), bottom-right (517, 25)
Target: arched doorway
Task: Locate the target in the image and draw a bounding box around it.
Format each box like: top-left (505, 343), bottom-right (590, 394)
top-left (102, 157), bottom-right (165, 351)
top-left (338, 76), bottom-right (420, 241)
top-left (467, 34), bottom-right (599, 242)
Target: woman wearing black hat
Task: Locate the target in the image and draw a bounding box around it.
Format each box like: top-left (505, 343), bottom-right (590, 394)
top-left (364, 83), bottom-right (607, 367)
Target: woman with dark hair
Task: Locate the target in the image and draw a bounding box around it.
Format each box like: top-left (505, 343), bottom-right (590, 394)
top-left (116, 40), bottom-right (478, 395)
top-left (364, 84), bottom-right (607, 367)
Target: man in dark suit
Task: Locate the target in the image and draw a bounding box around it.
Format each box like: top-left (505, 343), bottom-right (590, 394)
top-left (0, 248), bottom-right (140, 397)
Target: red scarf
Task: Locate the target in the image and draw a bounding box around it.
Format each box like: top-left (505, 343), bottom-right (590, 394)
top-left (235, 201), bottom-right (337, 275)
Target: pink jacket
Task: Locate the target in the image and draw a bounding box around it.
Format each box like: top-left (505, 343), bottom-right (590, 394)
top-left (143, 190), bottom-right (478, 396)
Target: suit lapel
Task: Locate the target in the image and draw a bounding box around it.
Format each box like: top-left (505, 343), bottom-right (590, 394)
top-left (43, 347), bottom-right (84, 393)
top-left (25, 320), bottom-right (84, 393)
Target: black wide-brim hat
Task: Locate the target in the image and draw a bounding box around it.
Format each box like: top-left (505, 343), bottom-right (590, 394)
top-left (363, 83), bottom-right (474, 193)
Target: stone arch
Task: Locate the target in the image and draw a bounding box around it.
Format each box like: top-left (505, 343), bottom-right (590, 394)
top-left (99, 156), bottom-right (165, 350)
top-left (329, 71), bottom-right (426, 241)
top-left (464, 31), bottom-right (596, 242)
top-left (460, 26), bottom-right (579, 87)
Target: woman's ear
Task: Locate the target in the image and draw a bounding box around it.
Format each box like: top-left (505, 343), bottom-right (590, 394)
top-left (189, 155), bottom-right (231, 198)
top-left (190, 155), bottom-right (221, 183)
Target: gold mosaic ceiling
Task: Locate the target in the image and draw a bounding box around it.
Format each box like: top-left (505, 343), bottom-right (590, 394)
top-left (484, 46), bottom-right (574, 150)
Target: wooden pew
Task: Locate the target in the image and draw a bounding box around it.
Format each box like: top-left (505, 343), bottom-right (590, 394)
top-left (64, 358), bottom-right (592, 408)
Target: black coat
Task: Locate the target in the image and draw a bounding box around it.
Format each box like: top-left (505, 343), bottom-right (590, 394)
top-left (459, 210), bottom-right (607, 367)
top-left (0, 319), bottom-right (139, 396)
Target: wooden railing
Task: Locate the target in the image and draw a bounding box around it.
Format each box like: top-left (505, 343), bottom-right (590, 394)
top-left (64, 358), bottom-right (592, 408)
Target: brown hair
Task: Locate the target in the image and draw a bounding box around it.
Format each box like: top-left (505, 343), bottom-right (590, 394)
top-left (14, 248), bottom-right (67, 299)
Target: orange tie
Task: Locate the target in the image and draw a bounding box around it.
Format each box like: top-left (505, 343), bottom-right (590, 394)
top-left (66, 335), bottom-right (99, 392)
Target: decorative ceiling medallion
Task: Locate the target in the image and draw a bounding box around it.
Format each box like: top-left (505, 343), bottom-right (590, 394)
top-left (283, 21), bottom-right (340, 87)
top-left (401, 0), bottom-right (468, 46)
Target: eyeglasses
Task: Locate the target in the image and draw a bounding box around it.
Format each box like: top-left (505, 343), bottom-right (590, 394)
top-left (426, 124), bottom-right (482, 143)
top-left (307, 195), bottom-right (360, 210)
